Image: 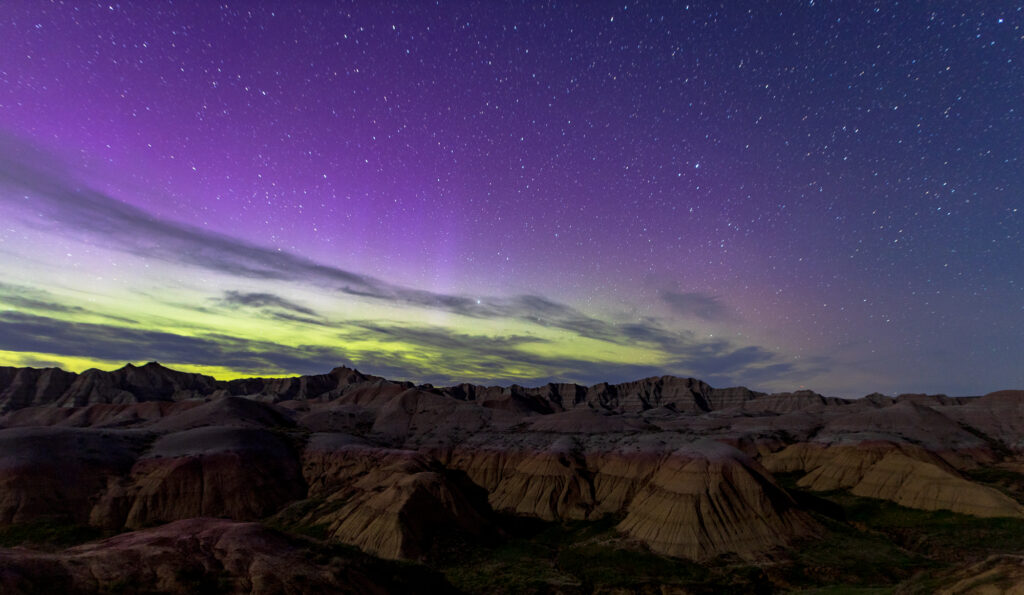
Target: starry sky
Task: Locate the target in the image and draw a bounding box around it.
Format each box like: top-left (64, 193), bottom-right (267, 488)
top-left (0, 1), bottom-right (1021, 396)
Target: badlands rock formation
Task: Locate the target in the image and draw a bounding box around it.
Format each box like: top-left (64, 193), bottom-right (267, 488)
top-left (0, 361), bottom-right (1021, 583)
top-left (615, 440), bottom-right (814, 559)
top-left (0, 518), bottom-right (455, 594)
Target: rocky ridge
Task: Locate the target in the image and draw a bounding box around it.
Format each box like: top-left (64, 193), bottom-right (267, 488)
top-left (0, 362), bottom-right (1022, 583)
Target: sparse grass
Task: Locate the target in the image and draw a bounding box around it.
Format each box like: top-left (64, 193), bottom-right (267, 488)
top-left (257, 470), bottom-right (1024, 594)
top-left (262, 496), bottom-right (351, 541)
top-left (772, 513), bottom-right (934, 590)
top-left (432, 514), bottom-right (775, 594)
top-left (825, 490), bottom-right (1024, 562)
top-left (0, 519), bottom-right (107, 549)
top-left (769, 482), bottom-right (1024, 594)
top-left (556, 542), bottom-right (711, 587)
top-left (964, 465), bottom-right (1024, 504)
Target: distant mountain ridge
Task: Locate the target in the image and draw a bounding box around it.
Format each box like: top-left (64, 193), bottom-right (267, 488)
top-left (0, 360), bottom-right (986, 415)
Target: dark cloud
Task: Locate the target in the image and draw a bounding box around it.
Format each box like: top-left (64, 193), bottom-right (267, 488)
top-left (679, 344), bottom-right (777, 375)
top-left (0, 282), bottom-right (87, 315)
top-left (340, 322), bottom-right (563, 382)
top-left (0, 133), bottom-right (733, 355)
top-left (0, 133), bottom-right (381, 292)
top-left (0, 311), bottom-right (350, 376)
top-left (0, 134), bottom-right (828, 389)
top-left (339, 286), bottom-right (390, 299)
top-left (4, 356), bottom-right (66, 370)
top-left (262, 310), bottom-right (326, 326)
top-left (660, 290), bottom-right (734, 322)
top-left (0, 294), bottom-right (86, 315)
top-left (617, 321), bottom-right (693, 353)
top-left (216, 290), bottom-right (325, 325)
top-left (0, 309), bottom-right (827, 390)
top-left (0, 282), bottom-right (138, 324)
top-left (0, 133), bottom-right (645, 341)
top-left (351, 322), bottom-right (548, 353)
top-left (341, 321), bottom-right (819, 390)
top-left (342, 332), bottom-right (672, 388)
top-left (220, 291), bottom-right (318, 317)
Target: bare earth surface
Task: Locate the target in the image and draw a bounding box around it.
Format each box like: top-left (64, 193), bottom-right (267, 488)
top-left (1, 362), bottom-right (1023, 593)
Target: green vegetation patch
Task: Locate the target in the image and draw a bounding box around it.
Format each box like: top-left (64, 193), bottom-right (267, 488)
top-left (964, 465), bottom-right (1024, 505)
top-left (827, 490), bottom-right (1024, 561)
top-left (433, 514), bottom-right (773, 594)
top-left (0, 519), bottom-right (107, 549)
top-left (263, 496), bottom-right (349, 541)
top-left (774, 514), bottom-right (933, 590)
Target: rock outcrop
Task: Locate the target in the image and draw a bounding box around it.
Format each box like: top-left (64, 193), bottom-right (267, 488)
top-left (0, 362), bottom-right (1021, 569)
top-left (298, 434), bottom-right (495, 560)
top-left (764, 442), bottom-right (1024, 518)
top-left (91, 426), bottom-right (306, 529)
top-left (0, 518), bottom-right (456, 594)
top-left (616, 441), bottom-right (815, 559)
top-left (0, 427), bottom-right (148, 523)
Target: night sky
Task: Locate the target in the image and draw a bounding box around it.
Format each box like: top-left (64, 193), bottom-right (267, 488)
top-left (1, 1), bottom-right (1021, 396)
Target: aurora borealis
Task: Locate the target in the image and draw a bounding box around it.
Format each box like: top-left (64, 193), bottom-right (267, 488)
top-left (0, 2), bottom-right (1021, 396)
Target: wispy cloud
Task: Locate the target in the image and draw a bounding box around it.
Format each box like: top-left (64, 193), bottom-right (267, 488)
top-left (0, 282), bottom-right (137, 324)
top-left (219, 291), bottom-right (319, 317)
top-left (0, 311), bottom-right (350, 375)
top-left (0, 283), bottom-right (88, 315)
top-left (215, 290), bottom-right (325, 326)
top-left (0, 306), bottom-right (821, 389)
top-left (0, 132), bottom-right (635, 340)
top-left (343, 321), bottom-right (811, 388)
top-left (0, 132), bottom-right (830, 389)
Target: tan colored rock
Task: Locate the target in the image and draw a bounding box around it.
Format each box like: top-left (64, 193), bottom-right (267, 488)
top-left (849, 451), bottom-right (1024, 518)
top-left (91, 426), bottom-right (305, 528)
top-left (299, 436), bottom-right (494, 559)
top-left (301, 433), bottom-right (423, 498)
top-left (617, 440), bottom-right (815, 560)
top-left (297, 403), bottom-right (375, 433)
top-left (794, 443), bottom-right (912, 492)
top-left (56, 363), bottom-right (219, 407)
top-left (764, 442), bottom-right (1024, 518)
top-left (450, 437), bottom-right (595, 521)
top-left (586, 450), bottom-right (663, 516)
top-left (370, 388), bottom-right (460, 439)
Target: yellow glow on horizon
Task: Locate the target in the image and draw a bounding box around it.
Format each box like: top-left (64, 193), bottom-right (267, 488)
top-left (1, 242), bottom-right (686, 386)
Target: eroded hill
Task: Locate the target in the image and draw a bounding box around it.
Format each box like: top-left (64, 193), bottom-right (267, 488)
top-left (1, 362), bottom-right (1023, 593)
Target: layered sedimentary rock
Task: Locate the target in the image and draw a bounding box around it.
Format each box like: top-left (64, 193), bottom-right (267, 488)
top-left (849, 451), bottom-right (1024, 518)
top-left (298, 434), bottom-right (494, 560)
top-left (0, 362), bottom-right (1021, 567)
top-left (0, 427), bottom-right (148, 523)
top-left (616, 441), bottom-right (814, 559)
top-left (91, 426), bottom-right (306, 528)
top-left (460, 437), bottom-right (597, 521)
top-left (763, 441), bottom-right (1024, 518)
